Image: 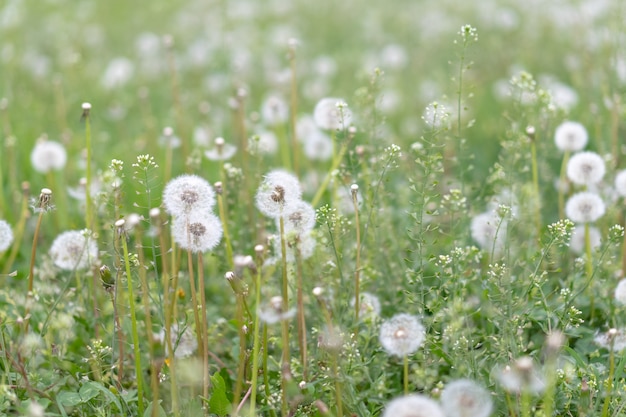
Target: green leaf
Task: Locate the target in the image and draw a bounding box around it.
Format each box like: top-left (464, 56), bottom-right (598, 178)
top-left (208, 372), bottom-right (232, 417)
top-left (57, 391), bottom-right (83, 407)
top-left (79, 382), bottom-right (101, 402)
top-left (87, 381), bottom-right (124, 412)
top-left (144, 400), bottom-right (167, 417)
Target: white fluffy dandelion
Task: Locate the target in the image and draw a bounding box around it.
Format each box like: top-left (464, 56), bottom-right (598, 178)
top-left (280, 200), bottom-right (317, 236)
top-left (258, 296), bottom-right (296, 324)
top-left (382, 394), bottom-right (445, 417)
top-left (565, 192), bottom-right (605, 223)
top-left (163, 174), bottom-right (216, 216)
top-left (554, 121), bottom-right (588, 152)
top-left (470, 211), bottom-right (507, 254)
top-left (569, 225), bottom-right (601, 255)
top-left (350, 292), bottom-right (381, 320)
top-left (615, 279), bottom-right (626, 305)
top-left (496, 356), bottom-right (545, 394)
top-left (261, 95), bottom-right (289, 126)
top-left (594, 328), bottom-right (626, 352)
top-left (566, 151), bottom-right (606, 186)
top-left (302, 130), bottom-right (333, 161)
top-left (30, 139), bottom-right (67, 173)
top-left (49, 230), bottom-right (98, 270)
top-left (313, 97), bottom-right (352, 130)
top-left (614, 170), bottom-right (626, 197)
top-left (379, 313), bottom-right (425, 357)
top-left (440, 379), bottom-right (493, 417)
top-left (0, 220), bottom-right (13, 252)
top-left (171, 211), bottom-right (223, 253)
top-left (156, 323), bottom-right (198, 358)
top-left (255, 170), bottom-right (302, 218)
top-left (204, 137), bottom-right (237, 161)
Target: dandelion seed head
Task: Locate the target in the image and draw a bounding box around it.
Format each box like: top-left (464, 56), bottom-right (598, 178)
top-left (261, 95), bottom-right (289, 126)
top-left (554, 121), bottom-right (588, 152)
top-left (205, 137), bottom-right (237, 161)
top-left (594, 328), bottom-right (626, 351)
top-left (280, 200), bottom-right (316, 236)
top-left (440, 379), bottom-right (493, 417)
top-left (156, 323), bottom-right (197, 358)
top-left (566, 151), bottom-right (606, 186)
top-left (30, 139), bottom-right (67, 173)
top-left (255, 170), bottom-right (302, 218)
top-left (0, 220), bottom-right (14, 252)
top-left (313, 97), bottom-right (352, 130)
top-left (496, 356), bottom-right (545, 394)
top-left (615, 280), bottom-right (626, 306)
top-left (171, 212), bottom-right (222, 253)
top-left (382, 394), bottom-right (445, 417)
top-left (49, 230), bottom-right (98, 270)
top-left (615, 170), bottom-right (626, 197)
top-left (302, 129), bottom-right (333, 161)
top-left (379, 313), bottom-right (425, 357)
top-left (569, 225), bottom-right (601, 255)
top-left (470, 211), bottom-right (507, 254)
top-left (163, 174), bottom-right (216, 216)
top-left (351, 292), bottom-right (381, 320)
top-left (248, 131), bottom-right (279, 155)
top-left (565, 192), bottom-right (605, 223)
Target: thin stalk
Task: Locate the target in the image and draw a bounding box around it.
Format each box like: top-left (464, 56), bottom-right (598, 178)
top-left (558, 151), bottom-right (571, 219)
top-left (312, 140), bottom-right (351, 207)
top-left (118, 220), bottom-right (145, 415)
top-left (249, 253), bottom-right (263, 416)
top-left (262, 326), bottom-right (277, 417)
top-left (601, 335), bottom-right (616, 417)
top-left (216, 184), bottom-right (234, 269)
top-left (295, 243), bottom-right (307, 379)
top-left (2, 183), bottom-right (30, 275)
top-left (351, 185), bottom-right (361, 323)
top-left (529, 129), bottom-right (542, 241)
top-left (403, 355), bottom-right (409, 395)
top-left (520, 390), bottom-right (531, 417)
top-left (331, 353), bottom-right (343, 417)
top-left (288, 40), bottom-right (300, 175)
top-left (278, 216), bottom-right (291, 417)
top-left (186, 249), bottom-right (203, 368)
top-left (584, 223), bottom-right (595, 318)
top-left (83, 104), bottom-right (94, 231)
top-left (198, 255), bottom-right (210, 406)
top-left (228, 271), bottom-right (247, 410)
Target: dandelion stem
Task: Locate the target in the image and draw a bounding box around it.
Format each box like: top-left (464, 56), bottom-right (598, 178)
top-left (289, 42), bottom-right (300, 176)
top-left (529, 130), bottom-right (542, 241)
top-left (249, 253), bottom-right (263, 417)
top-left (601, 337), bottom-right (615, 417)
top-left (216, 185), bottom-right (234, 269)
top-left (295, 243), bottom-right (307, 379)
top-left (312, 140), bottom-right (350, 207)
top-left (558, 151), bottom-right (571, 219)
top-left (352, 186), bottom-right (361, 324)
top-left (119, 222), bottom-right (145, 415)
top-left (83, 104), bottom-right (94, 232)
top-left (278, 215), bottom-right (291, 417)
top-left (24, 190), bottom-right (49, 333)
top-left (2, 183), bottom-right (30, 276)
top-left (198, 255), bottom-right (210, 407)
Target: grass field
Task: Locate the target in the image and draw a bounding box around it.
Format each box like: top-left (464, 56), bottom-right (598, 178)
top-left (1, 0), bottom-right (626, 416)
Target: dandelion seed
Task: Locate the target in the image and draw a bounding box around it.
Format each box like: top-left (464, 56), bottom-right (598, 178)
top-left (313, 97), bottom-right (352, 130)
top-left (258, 296), bottom-right (296, 324)
top-left (470, 211), bottom-right (507, 254)
top-left (0, 220), bottom-right (13, 252)
top-left (30, 138), bottom-right (67, 173)
top-left (594, 328), bottom-right (626, 351)
top-left (204, 137), bottom-right (237, 161)
top-left (101, 57), bottom-right (134, 89)
top-left (163, 174), bottom-right (216, 216)
top-left (381, 394), bottom-right (445, 417)
top-left (248, 131), bottom-right (279, 155)
top-left (350, 292), bottom-right (381, 320)
top-left (255, 170), bottom-right (302, 218)
top-left (496, 356), bottom-right (545, 394)
top-left (318, 324), bottom-right (344, 352)
top-left (568, 225), bottom-right (601, 255)
top-left (280, 200), bottom-right (316, 236)
top-left (554, 121), bottom-right (588, 152)
top-left (566, 151), bottom-right (606, 186)
top-left (49, 230), bottom-right (98, 270)
top-left (171, 212), bottom-right (223, 253)
top-left (159, 126), bottom-right (181, 149)
top-left (156, 323), bottom-right (198, 358)
top-left (614, 170), bottom-right (626, 197)
top-left (614, 279), bottom-right (626, 305)
top-left (379, 313), bottom-right (425, 357)
top-left (565, 192), bottom-right (605, 223)
top-left (440, 379), bottom-right (493, 417)
top-left (302, 129), bottom-right (333, 161)
top-left (261, 95), bottom-right (289, 126)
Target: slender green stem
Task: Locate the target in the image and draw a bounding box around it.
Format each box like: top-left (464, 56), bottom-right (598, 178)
top-left (119, 221), bottom-right (145, 415)
top-left (84, 104), bottom-right (93, 231)
top-left (332, 353), bottom-right (343, 417)
top-left (352, 186), bottom-right (361, 323)
top-left (249, 257), bottom-right (263, 416)
top-left (601, 338), bottom-right (616, 417)
top-left (295, 243), bottom-right (307, 379)
top-left (262, 326), bottom-right (277, 417)
top-left (216, 187), bottom-right (234, 269)
top-left (289, 42), bottom-right (300, 176)
top-left (2, 185), bottom-right (29, 275)
top-left (312, 140), bottom-right (350, 207)
top-left (198, 255), bottom-right (210, 409)
top-left (403, 355), bottom-right (409, 395)
top-left (278, 216), bottom-right (290, 417)
top-left (521, 390), bottom-right (531, 417)
top-left (558, 151), bottom-right (571, 219)
top-left (529, 133), bottom-right (542, 240)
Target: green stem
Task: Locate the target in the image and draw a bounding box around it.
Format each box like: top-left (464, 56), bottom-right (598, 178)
top-left (249, 256), bottom-right (263, 416)
top-left (601, 340), bottom-right (615, 417)
top-left (352, 186), bottom-right (361, 323)
top-left (279, 215), bottom-right (291, 417)
top-left (530, 135), bottom-right (542, 240)
top-left (403, 355), bottom-right (409, 395)
top-left (558, 151), bottom-right (571, 220)
top-left (119, 222), bottom-right (145, 415)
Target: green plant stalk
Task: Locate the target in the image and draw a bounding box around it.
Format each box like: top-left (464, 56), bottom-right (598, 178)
top-left (262, 326), bottom-right (277, 417)
top-left (277, 123), bottom-right (292, 171)
top-left (289, 47), bottom-right (300, 176)
top-left (217, 190), bottom-right (234, 270)
top-left (504, 392), bottom-right (518, 417)
top-left (2, 186), bottom-right (29, 275)
top-left (403, 355), bottom-right (409, 395)
top-left (197, 255), bottom-right (210, 407)
top-left (352, 190), bottom-right (361, 323)
top-left (249, 259), bottom-right (263, 416)
top-left (332, 353), bottom-right (343, 417)
top-left (233, 286), bottom-right (246, 410)
top-left (558, 151), bottom-right (571, 220)
top-left (542, 356), bottom-right (558, 417)
top-left (120, 229), bottom-right (145, 415)
top-left (186, 249), bottom-right (204, 370)
top-left (312, 140), bottom-right (350, 207)
top-left (584, 223), bottom-right (594, 317)
top-left (530, 138), bottom-right (542, 240)
top-left (279, 215), bottom-right (291, 417)
top-left (24, 207), bottom-right (45, 333)
top-left (622, 211), bottom-right (626, 277)
top-left (84, 111), bottom-right (93, 231)
top-left (521, 390), bottom-right (531, 417)
top-left (137, 229), bottom-right (160, 417)
top-left (601, 343), bottom-right (615, 417)
top-left (295, 244), bottom-right (307, 379)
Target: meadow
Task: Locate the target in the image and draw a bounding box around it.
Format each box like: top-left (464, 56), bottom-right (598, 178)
top-left (1, 0), bottom-right (626, 416)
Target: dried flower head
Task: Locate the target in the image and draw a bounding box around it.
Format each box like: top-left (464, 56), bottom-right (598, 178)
top-left (382, 394), bottom-right (445, 417)
top-left (313, 97), bottom-right (352, 130)
top-left (163, 174), bottom-right (216, 216)
top-left (554, 121), bottom-right (588, 152)
top-left (566, 151), bottom-right (606, 186)
top-left (49, 230), bottom-right (98, 270)
top-left (379, 313), bottom-right (425, 357)
top-left (0, 220), bottom-right (14, 252)
top-left (30, 139), bottom-right (67, 173)
top-left (205, 137), bottom-right (237, 161)
top-left (440, 379), bottom-right (493, 417)
top-left (565, 192), bottom-right (605, 223)
top-left (255, 170), bottom-right (302, 218)
top-left (172, 212), bottom-right (223, 253)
